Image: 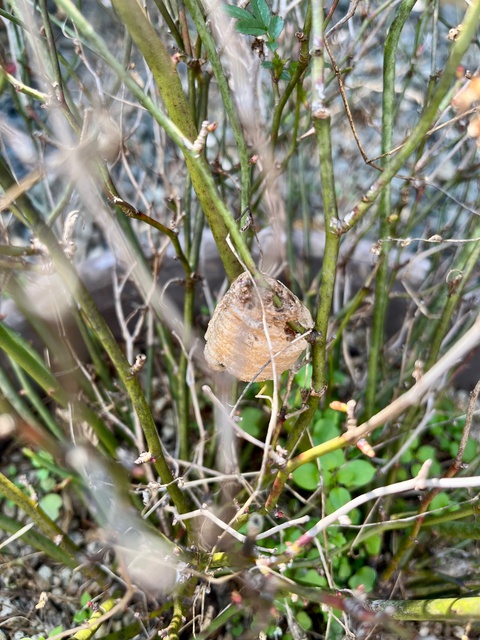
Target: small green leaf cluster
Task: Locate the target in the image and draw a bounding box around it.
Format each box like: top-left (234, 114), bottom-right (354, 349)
top-left (224, 0), bottom-right (284, 52)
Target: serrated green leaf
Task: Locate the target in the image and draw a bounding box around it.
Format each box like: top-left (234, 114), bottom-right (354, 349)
top-left (268, 14), bottom-right (284, 40)
top-left (251, 0), bottom-right (271, 27)
top-left (223, 4), bottom-right (255, 20)
top-left (235, 20), bottom-right (267, 36)
top-left (266, 41), bottom-right (278, 52)
top-left (337, 460), bottom-right (376, 489)
top-left (292, 462), bottom-right (319, 490)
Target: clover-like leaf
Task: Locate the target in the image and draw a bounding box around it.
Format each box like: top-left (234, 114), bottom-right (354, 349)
top-left (292, 462), bottom-right (319, 491)
top-left (337, 459), bottom-right (376, 489)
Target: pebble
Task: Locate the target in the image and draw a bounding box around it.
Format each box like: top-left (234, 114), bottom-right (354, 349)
top-left (59, 566), bottom-right (72, 587)
top-left (37, 564), bottom-right (53, 583)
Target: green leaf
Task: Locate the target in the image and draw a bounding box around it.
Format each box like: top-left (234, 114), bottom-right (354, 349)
top-left (337, 460), bottom-right (376, 489)
top-left (73, 609), bottom-right (89, 623)
top-left (296, 568), bottom-right (327, 587)
top-left (296, 611), bottom-right (312, 630)
top-left (240, 406), bottom-right (265, 437)
top-left (429, 492), bottom-right (450, 510)
top-left (39, 475), bottom-right (56, 493)
top-left (266, 40), bottom-right (279, 52)
top-left (364, 534), bottom-right (382, 556)
top-left (292, 462), bottom-right (319, 490)
top-left (235, 20), bottom-right (267, 36)
top-left (313, 411), bottom-right (342, 442)
top-left (39, 493), bottom-right (63, 521)
top-left (337, 556), bottom-right (352, 580)
top-left (49, 627), bottom-right (63, 638)
top-left (348, 566), bottom-right (377, 592)
top-left (251, 0), bottom-right (271, 27)
top-left (0, 321), bottom-right (62, 399)
top-left (464, 438), bottom-right (477, 462)
top-left (223, 4), bottom-right (255, 21)
top-left (327, 487), bottom-right (351, 513)
top-left (268, 14), bottom-right (284, 40)
top-left (319, 448), bottom-right (345, 471)
top-left (417, 445), bottom-right (435, 463)
top-left (328, 529), bottom-right (347, 548)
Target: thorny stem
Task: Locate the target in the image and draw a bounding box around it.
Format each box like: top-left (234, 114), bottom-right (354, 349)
top-left (183, 0), bottom-right (252, 212)
top-left (265, 0), bottom-right (340, 510)
top-left (270, 3), bottom-right (312, 148)
top-left (368, 596), bottom-right (480, 622)
top-left (153, 0), bottom-right (185, 50)
top-left (165, 593), bottom-right (185, 640)
top-left (0, 157), bottom-right (191, 519)
top-left (338, 0), bottom-right (480, 233)
top-left (38, 0), bottom-right (80, 128)
top-left (53, 0), bottom-right (252, 281)
top-left (425, 224), bottom-right (480, 371)
top-left (108, 0), bottom-right (247, 281)
top-left (365, 0), bottom-right (418, 417)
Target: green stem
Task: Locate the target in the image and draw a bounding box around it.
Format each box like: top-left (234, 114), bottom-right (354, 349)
top-left (265, 0), bottom-right (340, 511)
top-left (0, 158), bottom-right (190, 517)
top-left (0, 512), bottom-right (78, 566)
top-left (9, 360), bottom-right (64, 439)
top-left (369, 596), bottom-right (480, 621)
top-left (339, 0), bottom-right (480, 233)
top-left (183, 0), bottom-right (252, 212)
top-left (271, 3), bottom-right (311, 148)
top-left (0, 471), bottom-right (105, 579)
top-left (153, 0), bottom-right (185, 49)
top-left (365, 0), bottom-right (418, 417)
top-left (72, 599), bottom-right (115, 640)
top-left (425, 231), bottom-right (480, 370)
top-left (103, 0), bottom-right (248, 280)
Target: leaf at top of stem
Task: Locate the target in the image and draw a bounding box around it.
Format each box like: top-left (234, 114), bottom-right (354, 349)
top-left (235, 19), bottom-right (267, 36)
top-left (250, 0), bottom-right (271, 28)
top-left (223, 4), bottom-right (255, 21)
top-left (268, 14), bottom-right (284, 41)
